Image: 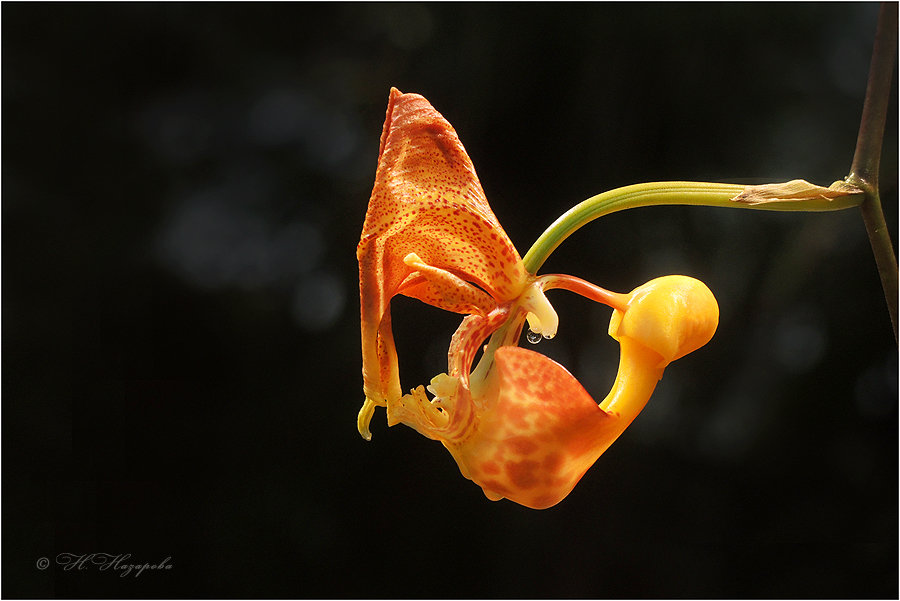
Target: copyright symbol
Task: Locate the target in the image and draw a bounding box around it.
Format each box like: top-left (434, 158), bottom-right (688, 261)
top-left (36, 557), bottom-right (49, 570)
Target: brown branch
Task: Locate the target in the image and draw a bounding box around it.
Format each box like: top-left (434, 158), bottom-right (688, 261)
top-left (848, 2), bottom-right (898, 341)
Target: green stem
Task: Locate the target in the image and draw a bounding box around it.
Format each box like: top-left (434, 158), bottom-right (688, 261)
top-left (473, 6), bottom-right (899, 380)
top-left (471, 179), bottom-right (864, 382)
top-left (522, 181), bottom-right (861, 274)
top-left (847, 2), bottom-right (898, 341)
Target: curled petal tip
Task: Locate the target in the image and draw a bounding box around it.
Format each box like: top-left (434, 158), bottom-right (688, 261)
top-left (358, 399), bottom-right (377, 441)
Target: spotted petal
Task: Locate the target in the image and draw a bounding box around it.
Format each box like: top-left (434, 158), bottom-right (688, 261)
top-left (447, 346), bottom-right (618, 510)
top-left (358, 88), bottom-right (529, 438)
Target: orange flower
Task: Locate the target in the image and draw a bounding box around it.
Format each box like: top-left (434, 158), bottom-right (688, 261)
top-left (357, 88), bottom-right (718, 508)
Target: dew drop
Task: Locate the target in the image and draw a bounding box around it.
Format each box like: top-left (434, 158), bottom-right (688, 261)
top-left (526, 330), bottom-right (542, 344)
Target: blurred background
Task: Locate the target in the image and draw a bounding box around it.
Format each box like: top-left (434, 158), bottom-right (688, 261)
top-left (3, 2), bottom-right (897, 598)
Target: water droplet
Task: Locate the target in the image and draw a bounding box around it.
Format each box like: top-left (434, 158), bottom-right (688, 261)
top-left (526, 330), bottom-right (542, 344)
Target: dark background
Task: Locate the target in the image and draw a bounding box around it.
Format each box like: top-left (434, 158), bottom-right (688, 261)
top-left (3, 2), bottom-right (897, 598)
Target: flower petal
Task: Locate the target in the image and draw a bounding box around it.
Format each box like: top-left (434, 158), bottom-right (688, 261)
top-left (357, 309), bottom-right (401, 440)
top-left (398, 252), bottom-right (495, 316)
top-left (449, 346), bottom-right (617, 509)
top-left (359, 88), bottom-right (528, 306)
top-left (358, 88), bottom-right (529, 436)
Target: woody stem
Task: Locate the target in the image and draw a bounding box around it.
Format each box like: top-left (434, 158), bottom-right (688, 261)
top-left (847, 2), bottom-right (898, 341)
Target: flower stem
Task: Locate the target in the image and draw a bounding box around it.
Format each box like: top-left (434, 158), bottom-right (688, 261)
top-left (522, 181), bottom-right (861, 274)
top-left (847, 2), bottom-right (898, 341)
top-left (473, 179), bottom-right (864, 386)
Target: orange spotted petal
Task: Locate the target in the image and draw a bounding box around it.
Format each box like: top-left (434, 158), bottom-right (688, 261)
top-left (447, 346), bottom-right (619, 510)
top-left (359, 87), bottom-right (528, 307)
top-left (358, 88), bottom-right (529, 438)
